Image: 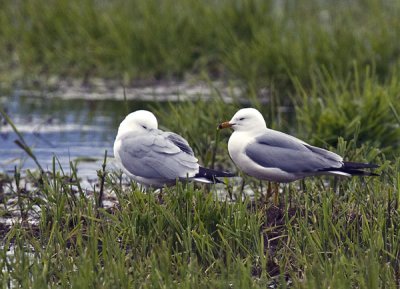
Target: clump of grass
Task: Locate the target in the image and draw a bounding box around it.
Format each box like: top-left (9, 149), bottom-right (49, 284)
top-left (293, 67), bottom-right (400, 157)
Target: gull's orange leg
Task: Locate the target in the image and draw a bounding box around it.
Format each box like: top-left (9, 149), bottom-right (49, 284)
top-left (266, 182), bottom-right (279, 206)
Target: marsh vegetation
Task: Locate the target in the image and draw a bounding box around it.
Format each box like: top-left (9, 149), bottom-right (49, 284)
top-left (1, 0), bottom-right (400, 288)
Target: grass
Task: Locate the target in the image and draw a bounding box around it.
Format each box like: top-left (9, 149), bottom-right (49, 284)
top-left (0, 147), bottom-right (398, 288)
top-left (1, 94), bottom-right (400, 288)
top-left (1, 0), bottom-right (400, 93)
top-left (292, 67), bottom-right (400, 156)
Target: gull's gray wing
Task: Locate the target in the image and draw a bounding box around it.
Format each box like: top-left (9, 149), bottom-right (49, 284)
top-left (118, 129), bottom-right (199, 180)
top-left (164, 132), bottom-right (195, 156)
top-left (245, 129), bottom-right (343, 173)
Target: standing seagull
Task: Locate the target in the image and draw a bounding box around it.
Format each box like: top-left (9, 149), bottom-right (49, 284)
top-left (114, 110), bottom-right (234, 189)
top-left (218, 108), bottom-right (378, 198)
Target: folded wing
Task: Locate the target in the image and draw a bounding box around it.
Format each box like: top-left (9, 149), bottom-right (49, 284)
top-left (118, 129), bottom-right (199, 180)
top-left (245, 130), bottom-right (343, 174)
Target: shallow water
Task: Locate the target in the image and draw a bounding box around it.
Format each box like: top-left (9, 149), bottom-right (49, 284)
top-left (0, 80), bottom-right (242, 187)
top-left (1, 85), bottom-right (160, 185)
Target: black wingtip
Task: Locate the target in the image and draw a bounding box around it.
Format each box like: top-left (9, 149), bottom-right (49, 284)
top-left (341, 162), bottom-right (380, 177)
top-left (342, 169), bottom-right (380, 177)
top-left (319, 161), bottom-right (380, 177)
top-left (196, 166), bottom-right (235, 183)
top-left (343, 161), bottom-right (379, 170)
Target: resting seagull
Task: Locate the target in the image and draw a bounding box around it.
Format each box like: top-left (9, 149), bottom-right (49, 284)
top-left (218, 108), bottom-right (378, 199)
top-left (114, 110), bottom-right (234, 189)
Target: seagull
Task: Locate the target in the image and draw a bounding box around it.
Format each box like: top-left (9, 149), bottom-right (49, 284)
top-left (114, 110), bottom-right (234, 189)
top-left (218, 108), bottom-right (378, 198)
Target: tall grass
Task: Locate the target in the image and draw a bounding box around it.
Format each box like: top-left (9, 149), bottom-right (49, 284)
top-left (1, 0), bottom-right (399, 92)
top-left (293, 67), bottom-right (400, 157)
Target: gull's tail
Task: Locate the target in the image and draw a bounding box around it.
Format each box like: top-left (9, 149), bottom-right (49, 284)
top-left (193, 167), bottom-right (236, 184)
top-left (324, 161), bottom-right (380, 177)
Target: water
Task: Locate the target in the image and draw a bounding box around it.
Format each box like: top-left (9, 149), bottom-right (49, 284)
top-left (2, 99), bottom-right (108, 164)
top-left (1, 87), bottom-right (153, 185)
top-left (0, 80), bottom-right (242, 186)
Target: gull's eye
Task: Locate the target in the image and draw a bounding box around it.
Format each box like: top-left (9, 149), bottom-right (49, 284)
top-left (239, 117), bottom-right (245, 121)
top-left (142, 125), bottom-right (147, 129)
